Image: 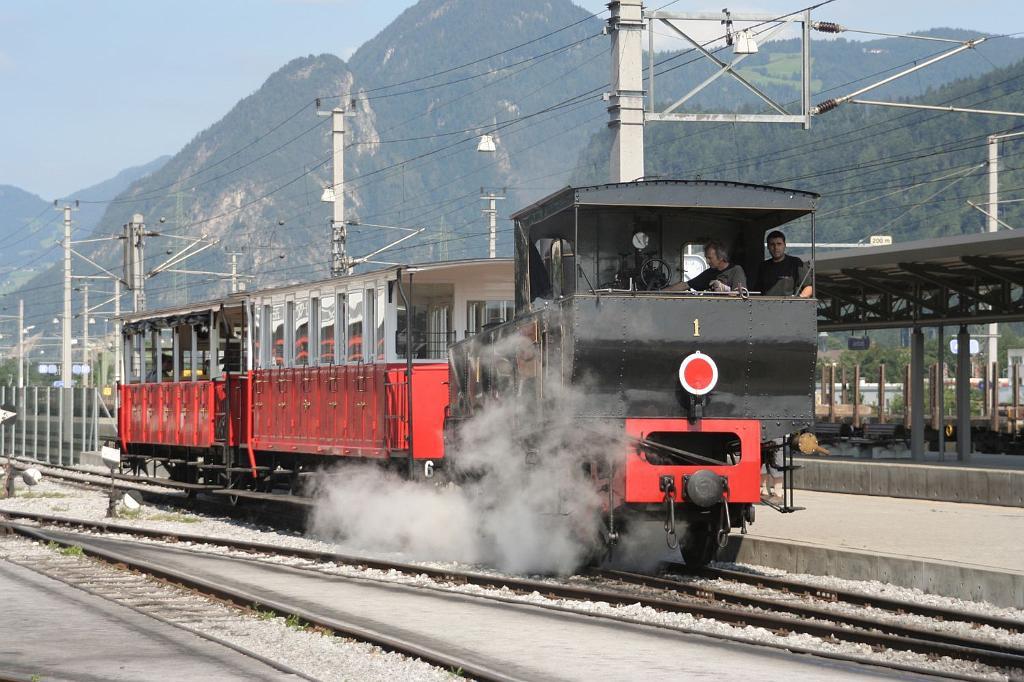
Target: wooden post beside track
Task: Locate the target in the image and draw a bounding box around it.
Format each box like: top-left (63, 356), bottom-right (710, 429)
top-left (853, 365), bottom-right (862, 430)
top-left (1013, 363), bottom-right (1020, 436)
top-left (878, 363), bottom-right (886, 424)
top-left (828, 363), bottom-right (836, 424)
top-left (904, 364), bottom-right (912, 430)
top-left (991, 361), bottom-right (1000, 434)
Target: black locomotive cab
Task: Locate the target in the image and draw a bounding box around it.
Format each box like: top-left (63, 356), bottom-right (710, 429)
top-left (498, 181), bottom-right (818, 437)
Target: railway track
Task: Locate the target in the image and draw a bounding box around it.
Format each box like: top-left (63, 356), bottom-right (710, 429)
top-left (692, 564), bottom-right (1022, 632)
top-left (9, 457), bottom-right (310, 528)
top-left (593, 566), bottom-right (1022, 657)
top-left (2, 509), bottom-right (1021, 680)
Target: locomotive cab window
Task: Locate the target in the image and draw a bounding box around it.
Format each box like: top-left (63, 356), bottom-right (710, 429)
top-left (549, 238), bottom-right (575, 298)
top-left (680, 243), bottom-right (709, 283)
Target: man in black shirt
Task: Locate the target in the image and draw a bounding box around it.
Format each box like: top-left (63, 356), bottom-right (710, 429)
top-left (670, 240), bottom-right (746, 292)
top-left (757, 230), bottom-right (812, 297)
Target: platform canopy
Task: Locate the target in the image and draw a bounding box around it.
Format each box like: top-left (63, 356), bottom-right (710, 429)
top-left (816, 230), bottom-right (1024, 331)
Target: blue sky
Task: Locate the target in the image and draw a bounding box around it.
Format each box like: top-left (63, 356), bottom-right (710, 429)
top-left (0, 0), bottom-right (1020, 199)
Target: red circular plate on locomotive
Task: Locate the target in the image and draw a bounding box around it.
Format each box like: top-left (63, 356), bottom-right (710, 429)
top-left (678, 351), bottom-right (718, 396)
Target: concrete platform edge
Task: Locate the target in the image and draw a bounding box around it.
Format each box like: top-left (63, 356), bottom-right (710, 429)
top-left (793, 458), bottom-right (1024, 507)
top-left (722, 534), bottom-right (1024, 610)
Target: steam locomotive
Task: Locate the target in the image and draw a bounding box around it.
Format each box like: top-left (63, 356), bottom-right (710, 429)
top-left (118, 179), bottom-right (818, 566)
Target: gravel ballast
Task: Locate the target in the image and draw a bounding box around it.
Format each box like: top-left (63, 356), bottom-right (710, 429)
top-left (2, 474), bottom-right (1021, 681)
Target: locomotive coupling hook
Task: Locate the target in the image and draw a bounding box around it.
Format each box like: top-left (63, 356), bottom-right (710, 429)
top-left (717, 490), bottom-right (732, 549)
top-left (659, 475), bottom-right (679, 550)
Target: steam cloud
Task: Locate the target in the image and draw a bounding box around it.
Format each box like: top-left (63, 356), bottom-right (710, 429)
top-left (310, 336), bottom-right (626, 575)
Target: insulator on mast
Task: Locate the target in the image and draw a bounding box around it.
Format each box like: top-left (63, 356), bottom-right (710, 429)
top-left (812, 21), bottom-right (844, 34)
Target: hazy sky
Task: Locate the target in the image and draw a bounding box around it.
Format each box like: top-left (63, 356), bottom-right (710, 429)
top-left (1, 0), bottom-right (1020, 199)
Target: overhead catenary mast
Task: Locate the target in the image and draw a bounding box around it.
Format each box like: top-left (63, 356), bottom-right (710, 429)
top-left (319, 101), bottom-right (356, 276)
top-left (607, 0), bottom-right (645, 183)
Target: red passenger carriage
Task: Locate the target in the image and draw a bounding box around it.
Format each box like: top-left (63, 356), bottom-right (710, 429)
top-left (118, 260), bottom-right (513, 491)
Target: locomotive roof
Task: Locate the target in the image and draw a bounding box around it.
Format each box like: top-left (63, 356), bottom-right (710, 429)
top-left (511, 179), bottom-right (819, 233)
top-left (120, 257), bottom-right (512, 325)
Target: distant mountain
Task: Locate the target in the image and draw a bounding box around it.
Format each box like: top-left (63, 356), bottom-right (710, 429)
top-left (9, 0), bottom-right (1024, 317)
top-left (0, 156), bottom-right (169, 294)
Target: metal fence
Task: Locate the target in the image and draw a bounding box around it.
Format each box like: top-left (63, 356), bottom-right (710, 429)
top-left (0, 386), bottom-right (115, 466)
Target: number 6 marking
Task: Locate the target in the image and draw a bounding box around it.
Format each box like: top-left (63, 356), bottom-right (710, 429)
top-left (693, 319), bottom-right (700, 337)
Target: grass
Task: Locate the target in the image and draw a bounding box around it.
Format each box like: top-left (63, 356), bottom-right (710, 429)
top-left (285, 614), bottom-right (304, 630)
top-left (16, 491), bottom-right (69, 499)
top-left (58, 544), bottom-right (84, 557)
top-left (254, 607), bottom-right (276, 621)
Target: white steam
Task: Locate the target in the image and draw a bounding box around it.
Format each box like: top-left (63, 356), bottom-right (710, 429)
top-left (310, 335), bottom-right (626, 575)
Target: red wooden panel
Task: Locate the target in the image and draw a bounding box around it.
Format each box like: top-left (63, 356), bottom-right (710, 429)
top-left (117, 381), bottom-right (216, 448)
top-left (384, 363), bottom-right (448, 460)
top-left (250, 364), bottom-right (391, 458)
top-left (225, 374), bottom-right (248, 447)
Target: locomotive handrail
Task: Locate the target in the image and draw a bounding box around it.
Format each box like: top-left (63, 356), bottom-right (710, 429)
top-left (631, 435), bottom-right (730, 467)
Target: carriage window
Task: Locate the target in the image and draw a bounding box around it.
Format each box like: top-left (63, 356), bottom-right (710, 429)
top-left (347, 290), bottom-right (364, 362)
top-left (294, 299), bottom-right (309, 366)
top-left (396, 281), bottom-right (453, 360)
top-left (157, 328), bottom-right (173, 382)
top-left (319, 296), bottom-right (335, 364)
top-left (466, 300), bottom-right (513, 336)
top-left (143, 332), bottom-right (157, 382)
top-left (376, 286), bottom-right (386, 360)
top-left (308, 297), bottom-right (319, 366)
top-left (271, 304), bottom-right (285, 367)
top-left (251, 304), bottom-right (261, 369)
top-left (364, 288), bottom-right (375, 363)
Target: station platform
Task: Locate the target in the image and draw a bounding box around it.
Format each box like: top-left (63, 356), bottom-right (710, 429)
top-left (0, 557), bottom-right (293, 681)
top-left (724, 490), bottom-right (1024, 609)
top-left (792, 453), bottom-right (1024, 507)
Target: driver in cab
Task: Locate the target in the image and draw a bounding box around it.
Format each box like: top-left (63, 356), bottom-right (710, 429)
top-left (666, 240), bottom-right (746, 292)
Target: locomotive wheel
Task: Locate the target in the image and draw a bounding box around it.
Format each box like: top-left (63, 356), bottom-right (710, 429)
top-left (680, 520), bottom-right (719, 567)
